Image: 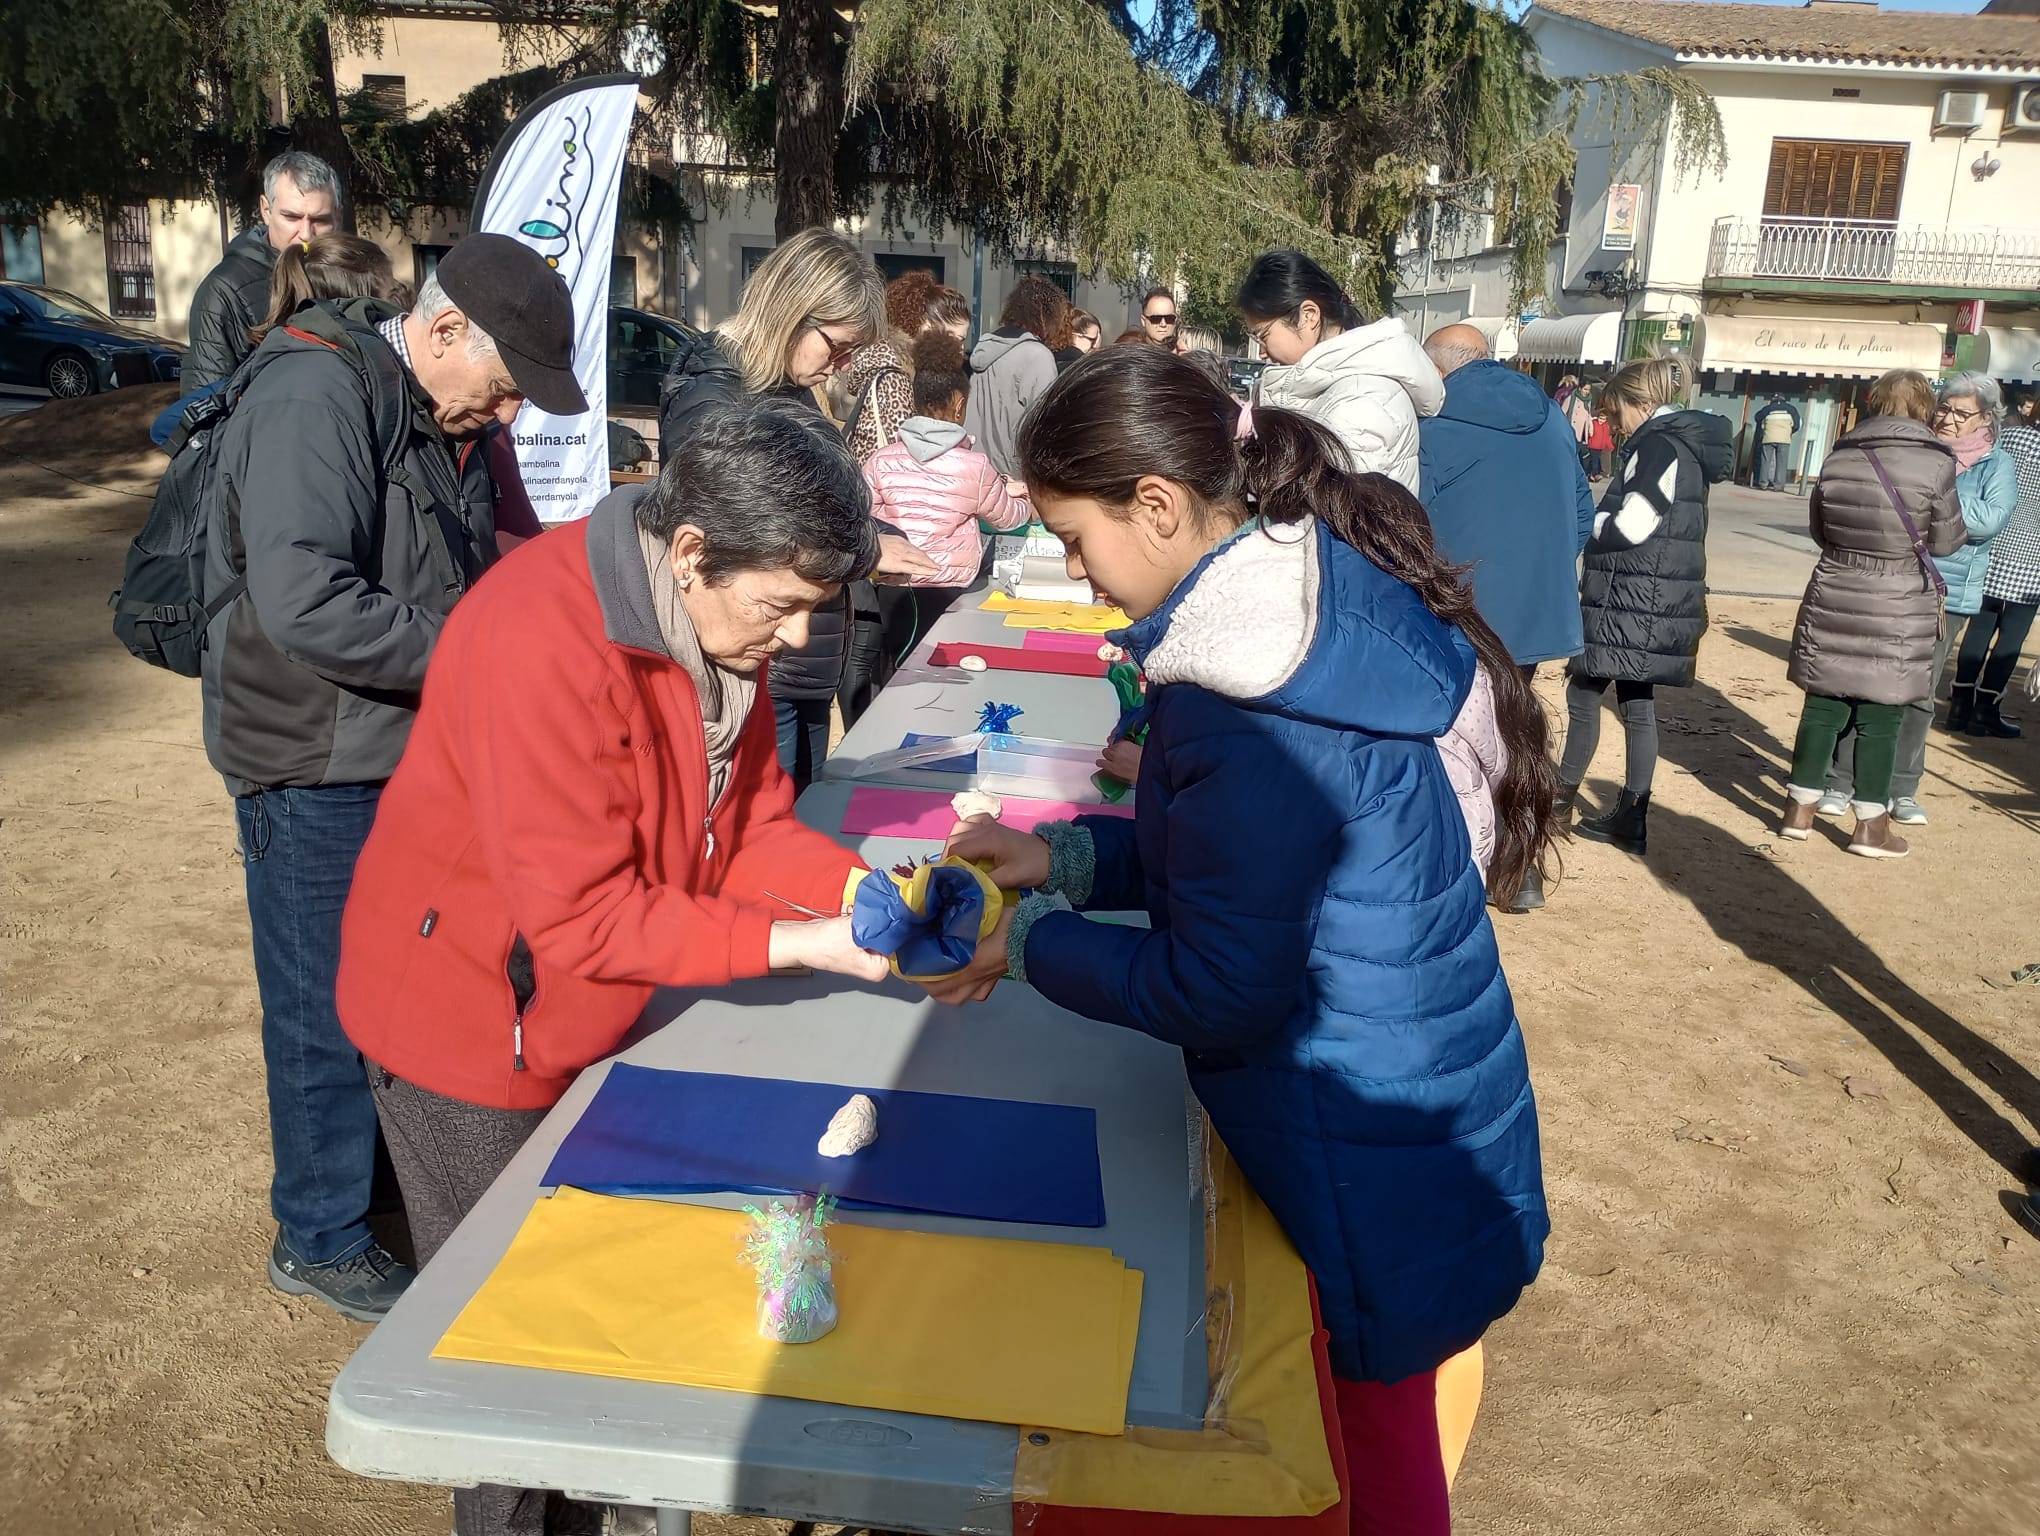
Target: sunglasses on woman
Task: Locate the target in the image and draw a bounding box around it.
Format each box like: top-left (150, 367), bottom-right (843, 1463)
top-left (804, 319), bottom-right (861, 368)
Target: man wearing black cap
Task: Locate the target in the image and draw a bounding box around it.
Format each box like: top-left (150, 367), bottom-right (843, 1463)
top-left (197, 232), bottom-right (584, 1322)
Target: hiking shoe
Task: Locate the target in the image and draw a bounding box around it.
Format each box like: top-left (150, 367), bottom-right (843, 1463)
top-left (1846, 811), bottom-right (1910, 860)
top-left (1780, 799), bottom-right (1818, 841)
top-left (269, 1231), bottom-right (415, 1322)
top-left (1815, 792), bottom-right (1850, 820)
top-left (1890, 797), bottom-right (1928, 827)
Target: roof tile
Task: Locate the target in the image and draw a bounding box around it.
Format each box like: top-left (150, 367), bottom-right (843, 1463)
top-left (1533, 0), bottom-right (2040, 71)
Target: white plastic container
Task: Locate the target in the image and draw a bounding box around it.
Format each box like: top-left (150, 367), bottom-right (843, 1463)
top-left (977, 737), bottom-right (1104, 802)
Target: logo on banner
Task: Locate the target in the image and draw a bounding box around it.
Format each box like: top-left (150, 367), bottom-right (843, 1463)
top-left (513, 104), bottom-right (595, 274)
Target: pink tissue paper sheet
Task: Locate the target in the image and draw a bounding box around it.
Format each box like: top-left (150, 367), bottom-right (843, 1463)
top-left (841, 786), bottom-right (1136, 840)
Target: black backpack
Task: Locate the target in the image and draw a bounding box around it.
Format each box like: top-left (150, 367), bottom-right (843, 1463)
top-left (109, 302), bottom-right (412, 676)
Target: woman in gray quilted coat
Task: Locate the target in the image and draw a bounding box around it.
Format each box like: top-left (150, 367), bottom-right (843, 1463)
top-left (1780, 370), bottom-right (1963, 859)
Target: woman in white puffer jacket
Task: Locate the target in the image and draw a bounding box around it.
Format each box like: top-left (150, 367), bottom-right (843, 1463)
top-left (1239, 250), bottom-right (1444, 492)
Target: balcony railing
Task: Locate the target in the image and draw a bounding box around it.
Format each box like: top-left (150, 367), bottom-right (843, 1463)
top-left (1707, 215), bottom-right (2040, 291)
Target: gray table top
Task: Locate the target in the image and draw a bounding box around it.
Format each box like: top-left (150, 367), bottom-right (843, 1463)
top-left (821, 599), bottom-right (1124, 792)
top-left (327, 784), bottom-right (1198, 1536)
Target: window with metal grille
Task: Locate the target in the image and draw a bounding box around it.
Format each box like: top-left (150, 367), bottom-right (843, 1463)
top-left (1013, 259), bottom-right (1077, 299)
top-left (361, 74), bottom-right (407, 117)
top-left (875, 252), bottom-right (945, 286)
top-left (104, 202), bottom-right (155, 319)
top-left (1763, 139), bottom-right (1907, 223)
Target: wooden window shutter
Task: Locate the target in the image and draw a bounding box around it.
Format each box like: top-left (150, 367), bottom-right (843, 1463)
top-left (1763, 139), bottom-right (1906, 221)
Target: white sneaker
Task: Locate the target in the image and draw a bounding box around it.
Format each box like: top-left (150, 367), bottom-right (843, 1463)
top-left (1890, 796), bottom-right (1928, 826)
top-left (1815, 792), bottom-right (1850, 820)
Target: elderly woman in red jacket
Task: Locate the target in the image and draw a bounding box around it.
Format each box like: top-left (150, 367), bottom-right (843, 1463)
top-left (337, 397), bottom-right (886, 1283)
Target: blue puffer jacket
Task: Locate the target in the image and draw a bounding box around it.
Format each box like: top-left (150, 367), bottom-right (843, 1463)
top-left (1937, 448), bottom-right (2019, 616)
top-left (1017, 518), bottom-right (1549, 1384)
top-left (1419, 360), bottom-right (1596, 666)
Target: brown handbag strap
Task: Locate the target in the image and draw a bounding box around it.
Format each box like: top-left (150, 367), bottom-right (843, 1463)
top-left (1862, 447), bottom-right (1947, 600)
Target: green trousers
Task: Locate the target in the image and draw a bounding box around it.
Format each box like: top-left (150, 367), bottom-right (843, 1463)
top-left (1791, 694), bottom-right (1904, 804)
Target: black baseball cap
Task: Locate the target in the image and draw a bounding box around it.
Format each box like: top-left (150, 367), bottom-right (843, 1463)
top-left (435, 233), bottom-right (588, 415)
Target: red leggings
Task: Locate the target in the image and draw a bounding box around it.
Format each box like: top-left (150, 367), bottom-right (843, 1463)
top-left (1334, 1372), bottom-right (1451, 1536)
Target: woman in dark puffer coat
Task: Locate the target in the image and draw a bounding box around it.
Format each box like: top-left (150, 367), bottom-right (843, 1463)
top-left (1779, 370), bottom-right (1962, 859)
top-left (1557, 355), bottom-right (1734, 855)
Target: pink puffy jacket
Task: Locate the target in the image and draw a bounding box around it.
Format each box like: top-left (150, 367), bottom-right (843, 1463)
top-left (862, 418), bottom-right (1032, 587)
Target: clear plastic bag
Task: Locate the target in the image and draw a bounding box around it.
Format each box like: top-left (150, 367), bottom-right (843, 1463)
top-left (741, 1194), bottom-right (839, 1344)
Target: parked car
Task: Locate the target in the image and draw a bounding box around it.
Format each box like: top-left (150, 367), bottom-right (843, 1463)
top-left (1226, 355), bottom-right (1266, 400)
top-left (0, 282), bottom-right (184, 399)
top-left (609, 306), bottom-right (693, 410)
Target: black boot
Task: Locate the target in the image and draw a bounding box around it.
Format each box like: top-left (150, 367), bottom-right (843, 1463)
top-left (1970, 690), bottom-right (2023, 739)
top-left (1503, 864), bottom-right (1546, 914)
top-left (1577, 788), bottom-right (1650, 855)
top-left (1946, 684), bottom-right (1977, 734)
top-left (1554, 781), bottom-right (1579, 826)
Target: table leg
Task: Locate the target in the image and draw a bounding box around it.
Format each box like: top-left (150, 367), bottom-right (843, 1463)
top-left (653, 1511), bottom-right (691, 1536)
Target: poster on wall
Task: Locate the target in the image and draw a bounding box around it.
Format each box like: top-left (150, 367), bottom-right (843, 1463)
top-left (471, 74), bottom-right (641, 523)
top-left (1603, 184), bottom-right (1641, 252)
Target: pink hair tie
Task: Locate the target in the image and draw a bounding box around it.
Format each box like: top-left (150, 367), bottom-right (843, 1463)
top-left (1234, 401), bottom-right (1256, 442)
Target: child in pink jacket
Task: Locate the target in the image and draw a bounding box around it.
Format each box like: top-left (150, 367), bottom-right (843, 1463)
top-left (863, 332), bottom-right (1033, 661)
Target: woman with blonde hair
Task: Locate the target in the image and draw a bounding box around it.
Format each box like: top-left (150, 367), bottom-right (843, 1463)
top-left (1556, 354), bottom-right (1733, 854)
top-left (657, 227), bottom-right (935, 788)
top-left (1778, 369), bottom-right (1962, 858)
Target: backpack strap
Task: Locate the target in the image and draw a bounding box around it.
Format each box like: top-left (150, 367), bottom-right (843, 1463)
top-left (282, 317), bottom-right (466, 602)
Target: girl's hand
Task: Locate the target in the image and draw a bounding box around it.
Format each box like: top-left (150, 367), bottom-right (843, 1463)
top-left (768, 916), bottom-right (890, 982)
top-left (875, 533), bottom-right (941, 579)
top-left (918, 904), bottom-right (1015, 1006)
top-left (1096, 738), bottom-right (1143, 784)
top-left (945, 817), bottom-right (1052, 890)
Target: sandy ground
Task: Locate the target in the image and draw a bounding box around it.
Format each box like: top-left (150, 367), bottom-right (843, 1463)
top-left (3, 392), bottom-right (2037, 1535)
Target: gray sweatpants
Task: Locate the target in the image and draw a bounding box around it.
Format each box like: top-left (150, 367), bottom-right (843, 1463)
top-left (1826, 624), bottom-right (1957, 801)
top-left (367, 1064), bottom-right (574, 1536)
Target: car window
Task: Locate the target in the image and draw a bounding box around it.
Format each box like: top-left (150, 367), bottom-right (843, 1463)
top-left (17, 286), bottom-right (115, 325)
top-left (0, 291), bottom-right (20, 320)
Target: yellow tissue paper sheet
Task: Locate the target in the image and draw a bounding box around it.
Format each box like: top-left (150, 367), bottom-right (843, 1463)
top-left (1013, 1139), bottom-right (1338, 1516)
top-left (434, 1187), bottom-right (1145, 1436)
top-left (982, 593), bottom-right (1129, 633)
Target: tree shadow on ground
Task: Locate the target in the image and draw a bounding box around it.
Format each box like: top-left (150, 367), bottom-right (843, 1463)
top-left (1618, 660), bottom-right (2040, 1176)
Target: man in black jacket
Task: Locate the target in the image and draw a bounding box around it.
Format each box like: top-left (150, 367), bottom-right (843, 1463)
top-left (201, 233), bottom-right (585, 1320)
top-left (184, 151), bottom-right (343, 389)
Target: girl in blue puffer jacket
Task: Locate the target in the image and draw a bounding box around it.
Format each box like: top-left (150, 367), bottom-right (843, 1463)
top-left (937, 346), bottom-right (1555, 1535)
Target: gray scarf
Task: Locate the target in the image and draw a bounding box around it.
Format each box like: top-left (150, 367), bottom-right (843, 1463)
top-left (638, 526), bottom-right (758, 807)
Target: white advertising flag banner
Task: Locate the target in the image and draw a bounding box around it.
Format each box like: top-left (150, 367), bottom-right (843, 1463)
top-left (472, 76), bottom-right (640, 522)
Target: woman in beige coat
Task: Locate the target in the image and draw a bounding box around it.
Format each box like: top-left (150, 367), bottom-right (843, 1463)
top-left (1780, 370), bottom-right (1964, 859)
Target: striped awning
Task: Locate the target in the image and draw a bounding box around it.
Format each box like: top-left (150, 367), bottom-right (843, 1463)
top-left (1979, 326), bottom-right (2040, 383)
top-left (1692, 314), bottom-right (1944, 379)
top-left (1462, 315), bottom-right (1522, 362)
top-left (1515, 310), bottom-right (1624, 366)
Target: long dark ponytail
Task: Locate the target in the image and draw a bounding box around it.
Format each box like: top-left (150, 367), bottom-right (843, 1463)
top-left (1017, 346), bottom-right (1561, 903)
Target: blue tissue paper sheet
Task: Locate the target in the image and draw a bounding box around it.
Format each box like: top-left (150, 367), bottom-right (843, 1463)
top-left (542, 1063), bottom-right (1106, 1227)
top-left (850, 865), bottom-right (989, 978)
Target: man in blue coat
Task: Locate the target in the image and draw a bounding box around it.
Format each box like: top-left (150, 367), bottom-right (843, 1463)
top-left (1420, 325), bottom-right (1596, 912)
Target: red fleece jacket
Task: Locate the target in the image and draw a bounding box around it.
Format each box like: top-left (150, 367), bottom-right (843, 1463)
top-left (337, 519), bottom-right (863, 1109)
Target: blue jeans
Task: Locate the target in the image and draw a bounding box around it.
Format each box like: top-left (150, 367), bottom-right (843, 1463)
top-left (235, 783), bottom-right (384, 1265)
top-left (774, 696), bottom-right (832, 793)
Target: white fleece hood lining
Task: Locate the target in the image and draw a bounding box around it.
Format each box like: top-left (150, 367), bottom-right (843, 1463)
top-left (1141, 519), bottom-right (1320, 700)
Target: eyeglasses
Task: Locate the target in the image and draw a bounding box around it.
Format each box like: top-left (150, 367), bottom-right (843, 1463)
top-left (1935, 404), bottom-right (1982, 424)
top-left (1144, 311), bottom-right (1178, 326)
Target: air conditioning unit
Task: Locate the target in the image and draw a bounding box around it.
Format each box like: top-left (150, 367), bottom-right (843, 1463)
top-left (2010, 83), bottom-right (2040, 133)
top-left (1937, 88), bottom-right (1990, 132)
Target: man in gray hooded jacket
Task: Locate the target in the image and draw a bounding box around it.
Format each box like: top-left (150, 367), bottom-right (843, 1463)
top-left (200, 232), bottom-right (585, 1321)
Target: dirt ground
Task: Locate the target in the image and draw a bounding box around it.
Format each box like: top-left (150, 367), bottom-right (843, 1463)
top-left (3, 391), bottom-right (2037, 1535)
